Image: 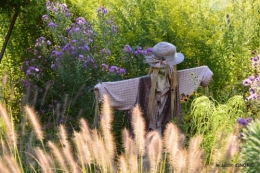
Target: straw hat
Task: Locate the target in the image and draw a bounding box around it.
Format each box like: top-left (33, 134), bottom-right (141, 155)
top-left (145, 42), bottom-right (184, 68)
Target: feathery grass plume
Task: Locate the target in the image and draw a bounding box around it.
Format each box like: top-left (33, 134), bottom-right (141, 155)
top-left (146, 131), bottom-right (163, 173)
top-left (172, 149), bottom-right (187, 173)
top-left (187, 135), bottom-right (204, 173)
top-left (118, 155), bottom-right (128, 173)
top-left (34, 147), bottom-right (53, 173)
top-left (100, 95), bottom-right (115, 162)
top-left (47, 141), bottom-right (69, 173)
top-left (78, 119), bottom-right (92, 164)
top-left (4, 155), bottom-right (22, 173)
top-left (91, 129), bottom-right (108, 171)
top-left (58, 125), bottom-right (78, 173)
top-left (24, 105), bottom-right (44, 141)
top-left (163, 123), bottom-right (182, 166)
top-left (131, 104), bottom-right (145, 156)
top-left (73, 132), bottom-right (91, 167)
top-left (224, 134), bottom-right (239, 162)
top-left (121, 128), bottom-right (138, 173)
top-left (0, 157), bottom-right (11, 173)
top-left (0, 104), bottom-right (17, 147)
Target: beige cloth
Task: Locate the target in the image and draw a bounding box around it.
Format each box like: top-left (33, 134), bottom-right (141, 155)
top-left (94, 66), bottom-right (213, 110)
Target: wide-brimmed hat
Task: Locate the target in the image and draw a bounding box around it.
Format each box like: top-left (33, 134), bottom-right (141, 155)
top-left (144, 42), bottom-right (184, 68)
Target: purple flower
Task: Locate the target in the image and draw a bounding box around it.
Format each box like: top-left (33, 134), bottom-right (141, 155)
top-left (38, 56), bottom-right (42, 58)
top-left (88, 38), bottom-right (93, 43)
top-left (48, 22), bottom-right (57, 27)
top-left (25, 61), bottom-right (29, 66)
top-left (42, 14), bottom-right (48, 21)
top-left (79, 54), bottom-right (84, 59)
top-left (109, 66), bottom-right (118, 73)
top-left (71, 39), bottom-right (77, 43)
top-left (34, 50), bottom-right (38, 55)
top-left (101, 48), bottom-right (111, 55)
top-left (243, 79), bottom-right (252, 86)
top-left (111, 25), bottom-right (117, 33)
top-left (51, 64), bottom-right (56, 69)
top-left (248, 93), bottom-right (258, 100)
top-left (84, 45), bottom-right (90, 51)
top-left (249, 88), bottom-right (255, 94)
top-left (21, 79), bottom-right (29, 87)
top-left (54, 100), bottom-right (58, 104)
top-left (118, 68), bottom-right (126, 74)
top-left (237, 118), bottom-right (250, 126)
top-left (248, 76), bottom-right (255, 81)
top-left (102, 64), bottom-right (109, 71)
top-left (39, 88), bottom-right (43, 93)
top-left (76, 17), bottom-right (86, 25)
top-left (124, 45), bottom-right (132, 53)
top-left (147, 47), bottom-right (153, 53)
top-left (47, 40), bottom-right (51, 45)
top-left (26, 69), bottom-right (31, 75)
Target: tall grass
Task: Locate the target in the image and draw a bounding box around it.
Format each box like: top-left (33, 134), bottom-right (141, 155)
top-left (0, 94), bottom-right (242, 173)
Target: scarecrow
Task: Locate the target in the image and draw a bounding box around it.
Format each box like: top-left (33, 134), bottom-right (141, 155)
top-left (94, 42), bottom-right (213, 134)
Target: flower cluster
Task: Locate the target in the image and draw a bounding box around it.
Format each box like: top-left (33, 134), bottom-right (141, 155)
top-left (102, 64), bottom-right (126, 75)
top-left (46, 0), bottom-right (71, 17)
top-left (123, 44), bottom-right (153, 56)
top-left (243, 51), bottom-right (260, 101)
top-left (97, 7), bottom-right (108, 15)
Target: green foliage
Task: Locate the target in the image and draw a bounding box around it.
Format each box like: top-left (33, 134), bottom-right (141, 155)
top-left (239, 119), bottom-right (260, 173)
top-left (182, 95), bottom-right (246, 163)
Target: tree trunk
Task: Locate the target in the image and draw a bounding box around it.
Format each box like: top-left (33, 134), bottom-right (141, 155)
top-left (0, 10), bottom-right (19, 63)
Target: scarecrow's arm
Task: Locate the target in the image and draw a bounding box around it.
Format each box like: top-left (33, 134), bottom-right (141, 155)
top-left (94, 77), bottom-right (140, 110)
top-left (178, 66), bottom-right (213, 96)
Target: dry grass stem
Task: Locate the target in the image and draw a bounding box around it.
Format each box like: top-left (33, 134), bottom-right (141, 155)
top-left (73, 132), bottom-right (91, 166)
top-left (131, 104), bottom-right (145, 156)
top-left (24, 105), bottom-right (44, 141)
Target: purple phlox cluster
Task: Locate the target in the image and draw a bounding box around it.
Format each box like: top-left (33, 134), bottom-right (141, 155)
top-left (84, 30), bottom-right (93, 37)
top-left (102, 64), bottom-right (126, 75)
top-left (243, 76), bottom-right (254, 86)
top-left (237, 117), bottom-right (252, 126)
top-left (46, 1), bottom-right (71, 17)
top-left (51, 64), bottom-right (56, 69)
top-left (124, 45), bottom-right (153, 56)
top-left (75, 17), bottom-right (87, 25)
top-left (101, 48), bottom-right (111, 55)
top-left (35, 36), bottom-right (47, 47)
top-left (62, 44), bottom-right (75, 52)
top-left (47, 40), bottom-right (52, 45)
top-left (48, 22), bottom-right (57, 28)
top-left (97, 7), bottom-right (108, 15)
top-left (51, 50), bottom-right (63, 57)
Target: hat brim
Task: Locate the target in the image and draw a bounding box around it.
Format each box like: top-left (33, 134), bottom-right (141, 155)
top-left (144, 53), bottom-right (184, 68)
